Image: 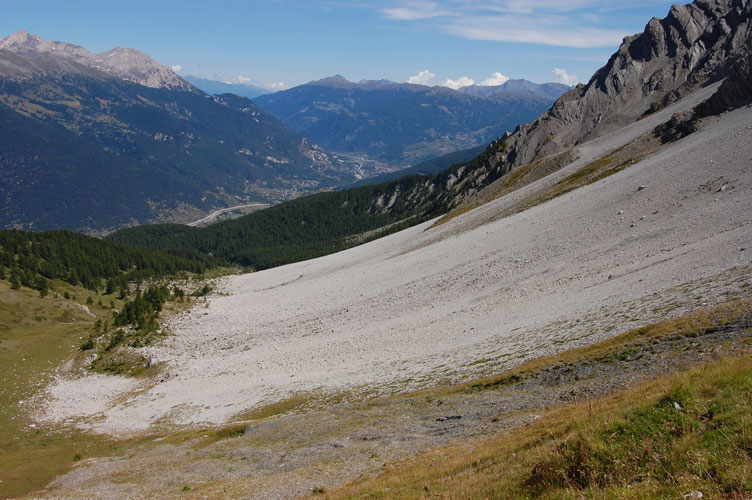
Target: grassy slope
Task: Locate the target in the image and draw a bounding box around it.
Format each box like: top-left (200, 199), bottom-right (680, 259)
top-left (432, 132), bottom-right (659, 229)
top-left (316, 301), bottom-right (752, 499)
top-left (0, 280), bottom-right (130, 498)
top-left (0, 269), bottom-right (237, 499)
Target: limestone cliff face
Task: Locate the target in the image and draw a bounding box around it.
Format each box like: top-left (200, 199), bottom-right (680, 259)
top-left (496, 0), bottom-right (752, 169)
top-left (0, 31), bottom-right (190, 90)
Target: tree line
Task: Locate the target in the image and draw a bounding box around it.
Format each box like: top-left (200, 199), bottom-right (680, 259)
top-left (0, 229), bottom-right (219, 294)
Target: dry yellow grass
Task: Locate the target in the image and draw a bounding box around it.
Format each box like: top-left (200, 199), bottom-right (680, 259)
top-left (308, 299), bottom-right (752, 499)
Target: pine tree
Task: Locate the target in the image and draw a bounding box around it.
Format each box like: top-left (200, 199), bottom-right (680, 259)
top-left (10, 270), bottom-right (21, 290)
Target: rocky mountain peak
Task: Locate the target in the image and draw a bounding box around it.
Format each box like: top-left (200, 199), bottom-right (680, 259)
top-left (92, 47), bottom-right (189, 90)
top-left (494, 0), bottom-right (752, 169)
top-left (0, 30), bottom-right (191, 90)
top-left (311, 74), bottom-right (355, 88)
top-left (0, 30), bottom-right (92, 59)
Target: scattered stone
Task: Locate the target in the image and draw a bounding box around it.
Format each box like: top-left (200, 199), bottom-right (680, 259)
top-left (436, 415), bottom-right (462, 422)
top-left (684, 492), bottom-right (703, 499)
top-left (673, 401), bottom-right (682, 411)
top-left (637, 185), bottom-right (647, 191)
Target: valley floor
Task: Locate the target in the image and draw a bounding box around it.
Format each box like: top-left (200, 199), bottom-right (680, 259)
top-left (23, 96), bottom-right (752, 498)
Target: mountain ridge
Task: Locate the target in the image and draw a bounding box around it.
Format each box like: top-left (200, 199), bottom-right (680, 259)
top-left (0, 30), bottom-right (190, 90)
top-left (253, 75), bottom-right (563, 167)
top-left (112, 0), bottom-right (752, 271)
top-left (0, 32), bottom-right (350, 232)
top-left (493, 0), bottom-right (752, 170)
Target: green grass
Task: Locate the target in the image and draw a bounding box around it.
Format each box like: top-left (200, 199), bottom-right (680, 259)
top-left (0, 279), bottom-right (132, 498)
top-left (317, 358), bottom-right (752, 500)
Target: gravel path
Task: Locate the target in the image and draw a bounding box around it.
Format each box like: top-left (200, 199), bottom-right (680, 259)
top-left (40, 94), bottom-right (752, 438)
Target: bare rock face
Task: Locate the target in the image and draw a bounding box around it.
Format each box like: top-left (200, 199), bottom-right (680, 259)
top-left (91, 47), bottom-right (189, 90)
top-left (497, 0), bottom-right (752, 169)
top-left (0, 30), bottom-right (191, 90)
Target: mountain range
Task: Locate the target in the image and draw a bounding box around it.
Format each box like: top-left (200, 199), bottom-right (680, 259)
top-left (109, 0), bottom-right (752, 272)
top-left (0, 31), bottom-right (348, 233)
top-left (0, 31), bottom-right (569, 233)
top-left (253, 75), bottom-right (567, 168)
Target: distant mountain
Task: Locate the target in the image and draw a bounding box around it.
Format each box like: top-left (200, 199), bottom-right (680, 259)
top-left (112, 0), bottom-right (752, 272)
top-left (0, 30), bottom-right (190, 90)
top-left (456, 79), bottom-right (571, 100)
top-left (182, 75), bottom-right (270, 99)
top-left (253, 75), bottom-right (564, 167)
top-left (0, 31), bottom-right (350, 233)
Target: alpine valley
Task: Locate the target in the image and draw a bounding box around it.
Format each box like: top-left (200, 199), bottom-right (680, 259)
top-left (0, 32), bottom-right (564, 234)
top-left (253, 75), bottom-right (567, 170)
top-left (2, 0), bottom-right (752, 499)
top-left (0, 31), bottom-right (347, 233)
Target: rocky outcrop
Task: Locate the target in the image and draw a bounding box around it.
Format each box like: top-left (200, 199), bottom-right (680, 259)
top-left (655, 40), bottom-right (752, 142)
top-left (0, 31), bottom-right (190, 90)
top-left (493, 0), bottom-right (752, 170)
top-left (694, 43), bottom-right (752, 116)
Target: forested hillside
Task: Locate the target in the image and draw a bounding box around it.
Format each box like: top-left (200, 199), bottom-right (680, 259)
top-left (106, 137), bottom-right (515, 270)
top-left (0, 229), bottom-right (219, 294)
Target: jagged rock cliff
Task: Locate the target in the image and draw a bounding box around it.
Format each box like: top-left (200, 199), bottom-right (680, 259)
top-left (494, 0), bottom-right (752, 169)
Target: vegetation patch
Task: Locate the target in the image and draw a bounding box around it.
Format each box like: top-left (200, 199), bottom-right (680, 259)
top-left (0, 257), bottom-right (229, 497)
top-left (317, 354), bottom-right (752, 500)
top-left (430, 148), bottom-right (577, 228)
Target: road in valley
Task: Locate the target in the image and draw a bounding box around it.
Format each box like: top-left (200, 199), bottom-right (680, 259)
top-left (186, 203), bottom-right (270, 227)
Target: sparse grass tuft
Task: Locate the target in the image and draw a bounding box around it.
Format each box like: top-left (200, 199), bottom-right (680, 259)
top-left (432, 134), bottom-right (659, 230)
top-left (315, 298), bottom-right (752, 500)
top-left (319, 355), bottom-right (752, 500)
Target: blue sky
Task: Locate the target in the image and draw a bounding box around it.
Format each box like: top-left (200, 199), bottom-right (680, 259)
top-left (1, 0), bottom-right (679, 90)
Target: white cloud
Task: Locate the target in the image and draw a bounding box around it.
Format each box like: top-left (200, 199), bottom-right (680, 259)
top-left (447, 15), bottom-right (624, 48)
top-left (408, 69), bottom-right (436, 85)
top-left (264, 82), bottom-right (288, 90)
top-left (230, 75), bottom-right (288, 90)
top-left (552, 67), bottom-right (579, 85)
top-left (235, 75), bottom-right (255, 84)
top-left (440, 76), bottom-right (475, 89)
top-left (479, 71), bottom-right (510, 86)
top-left (376, 1), bottom-right (631, 48)
top-left (382, 1), bottom-right (447, 20)
top-left (170, 64), bottom-right (182, 72)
